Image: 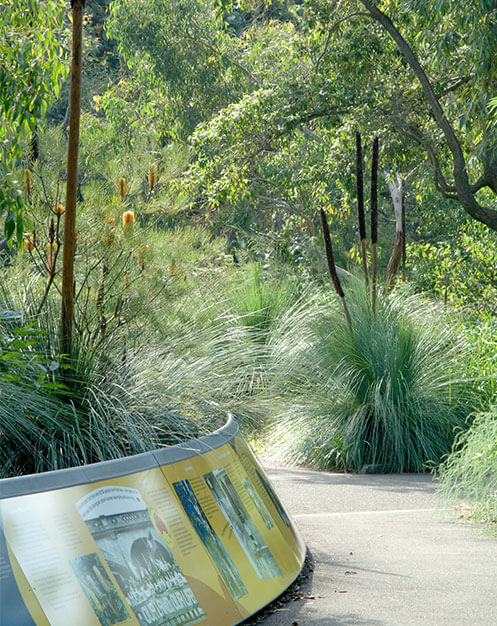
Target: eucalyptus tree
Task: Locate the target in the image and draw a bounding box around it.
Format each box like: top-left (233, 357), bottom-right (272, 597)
top-left (105, 0), bottom-right (497, 248)
top-left (356, 0), bottom-right (497, 229)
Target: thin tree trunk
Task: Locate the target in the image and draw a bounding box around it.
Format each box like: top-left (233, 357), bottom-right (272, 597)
top-left (359, 0), bottom-right (497, 231)
top-left (401, 177), bottom-right (406, 277)
top-left (61, 0), bottom-right (85, 358)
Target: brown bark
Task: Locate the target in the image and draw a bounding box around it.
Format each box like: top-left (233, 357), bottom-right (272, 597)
top-left (401, 178), bottom-right (406, 277)
top-left (61, 0), bottom-right (85, 357)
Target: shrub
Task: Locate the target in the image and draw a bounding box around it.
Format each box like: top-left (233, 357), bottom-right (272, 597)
top-left (267, 283), bottom-right (474, 472)
top-left (438, 407), bottom-right (497, 531)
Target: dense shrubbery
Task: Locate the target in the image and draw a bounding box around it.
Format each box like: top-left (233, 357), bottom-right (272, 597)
top-left (265, 283), bottom-right (475, 472)
top-left (439, 407), bottom-right (497, 532)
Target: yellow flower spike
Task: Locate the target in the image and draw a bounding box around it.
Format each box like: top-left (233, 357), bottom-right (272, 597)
top-left (122, 210), bottom-right (135, 229)
top-left (123, 274), bottom-right (129, 289)
top-left (138, 244), bottom-right (150, 270)
top-left (24, 169), bottom-right (32, 193)
top-left (53, 203), bottom-right (65, 215)
top-left (23, 236), bottom-right (35, 252)
top-left (118, 177), bottom-right (127, 200)
top-left (104, 217), bottom-right (116, 246)
top-left (47, 242), bottom-right (54, 272)
top-left (148, 163), bottom-right (157, 191)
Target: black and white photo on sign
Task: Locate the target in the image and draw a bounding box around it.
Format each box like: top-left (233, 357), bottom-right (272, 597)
top-left (77, 486), bottom-right (205, 626)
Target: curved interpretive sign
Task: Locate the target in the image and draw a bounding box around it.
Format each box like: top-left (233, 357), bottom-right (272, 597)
top-left (0, 417), bottom-right (305, 625)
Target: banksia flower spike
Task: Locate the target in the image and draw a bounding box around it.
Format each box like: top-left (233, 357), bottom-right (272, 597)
top-left (148, 163), bottom-right (157, 191)
top-left (122, 210), bottom-right (135, 229)
top-left (138, 244), bottom-right (149, 270)
top-left (104, 217), bottom-right (116, 246)
top-left (24, 169), bottom-right (32, 194)
top-left (23, 235), bottom-right (35, 252)
top-left (47, 242), bottom-right (54, 272)
top-left (118, 177), bottom-right (127, 200)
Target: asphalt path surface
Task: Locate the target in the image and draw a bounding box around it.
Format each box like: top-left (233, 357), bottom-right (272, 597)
top-left (258, 461), bottom-right (497, 626)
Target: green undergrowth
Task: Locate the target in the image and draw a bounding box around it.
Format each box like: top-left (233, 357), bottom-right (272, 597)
top-left (0, 252), bottom-right (301, 477)
top-left (438, 407), bottom-right (497, 533)
top-left (265, 282), bottom-right (476, 473)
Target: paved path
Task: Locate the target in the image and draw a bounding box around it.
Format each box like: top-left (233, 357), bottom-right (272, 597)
top-left (259, 462), bottom-right (497, 626)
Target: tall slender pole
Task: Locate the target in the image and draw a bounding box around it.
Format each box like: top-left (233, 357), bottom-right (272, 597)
top-left (61, 0), bottom-right (85, 358)
top-left (371, 136), bottom-right (379, 313)
top-left (356, 131), bottom-right (369, 291)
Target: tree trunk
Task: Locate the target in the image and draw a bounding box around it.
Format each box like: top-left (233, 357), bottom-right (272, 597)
top-left (61, 0), bottom-right (85, 358)
top-left (385, 172), bottom-right (404, 290)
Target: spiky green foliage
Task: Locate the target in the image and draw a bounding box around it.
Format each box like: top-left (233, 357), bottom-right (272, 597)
top-left (0, 256), bottom-right (302, 477)
top-left (438, 407), bottom-right (497, 531)
top-left (230, 262), bottom-right (298, 342)
top-left (0, 311), bottom-right (220, 477)
top-left (268, 283), bottom-right (474, 472)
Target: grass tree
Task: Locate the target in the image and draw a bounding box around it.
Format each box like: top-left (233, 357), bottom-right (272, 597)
top-left (267, 283), bottom-right (474, 472)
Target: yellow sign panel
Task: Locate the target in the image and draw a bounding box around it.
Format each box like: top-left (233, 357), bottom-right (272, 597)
top-left (0, 420), bottom-right (305, 625)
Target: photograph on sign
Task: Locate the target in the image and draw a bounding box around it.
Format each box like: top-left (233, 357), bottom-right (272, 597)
top-left (254, 467), bottom-right (291, 527)
top-left (241, 477), bottom-right (274, 530)
top-left (172, 479), bottom-right (248, 601)
top-left (203, 468), bottom-right (281, 579)
top-left (230, 437), bottom-right (292, 527)
top-left (76, 486), bottom-right (205, 626)
top-left (69, 552), bottom-right (129, 626)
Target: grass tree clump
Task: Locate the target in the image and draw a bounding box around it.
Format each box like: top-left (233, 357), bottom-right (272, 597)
top-left (230, 262), bottom-right (300, 343)
top-left (438, 407), bottom-right (497, 531)
top-left (0, 255), bottom-right (294, 477)
top-left (0, 304), bottom-right (243, 478)
top-left (268, 283), bottom-right (474, 472)
top-left (0, 309), bottom-right (219, 478)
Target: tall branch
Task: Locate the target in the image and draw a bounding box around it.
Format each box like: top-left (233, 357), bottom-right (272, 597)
top-left (359, 0), bottom-right (497, 231)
